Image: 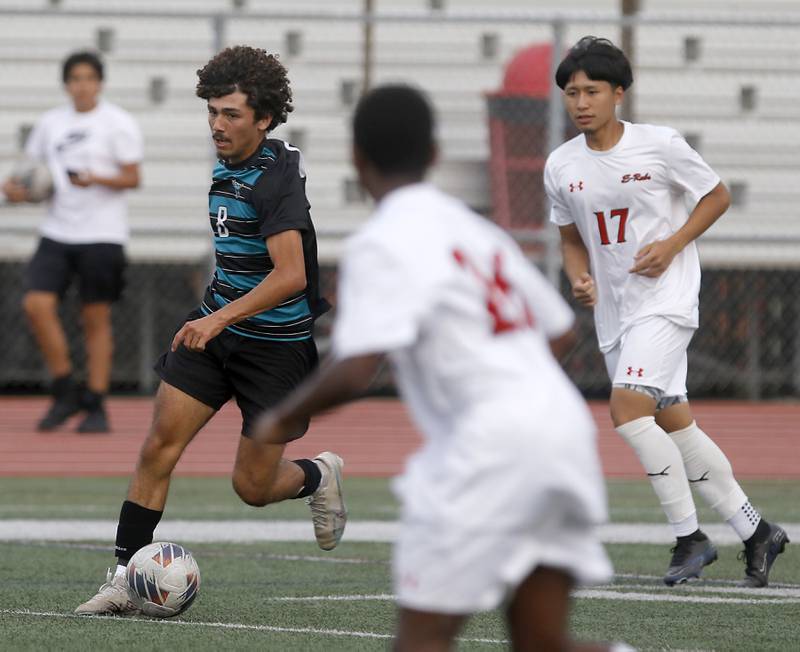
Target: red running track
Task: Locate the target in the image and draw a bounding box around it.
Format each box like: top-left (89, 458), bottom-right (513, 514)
top-left (0, 397), bottom-right (798, 478)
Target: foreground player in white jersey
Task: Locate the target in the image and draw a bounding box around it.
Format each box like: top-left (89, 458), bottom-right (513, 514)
top-left (253, 85), bottom-right (630, 651)
top-left (2, 51), bottom-right (142, 433)
top-left (545, 36), bottom-right (788, 587)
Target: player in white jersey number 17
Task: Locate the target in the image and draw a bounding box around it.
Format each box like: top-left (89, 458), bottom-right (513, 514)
top-left (545, 35), bottom-right (788, 588)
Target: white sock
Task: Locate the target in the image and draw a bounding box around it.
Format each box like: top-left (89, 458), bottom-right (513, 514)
top-left (726, 501), bottom-right (762, 541)
top-left (616, 416), bottom-right (697, 533)
top-left (668, 421), bottom-right (748, 521)
top-left (674, 512), bottom-right (700, 538)
top-left (114, 564), bottom-right (127, 577)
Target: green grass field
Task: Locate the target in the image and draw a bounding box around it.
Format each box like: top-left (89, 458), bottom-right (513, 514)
top-left (1, 477), bottom-right (797, 651)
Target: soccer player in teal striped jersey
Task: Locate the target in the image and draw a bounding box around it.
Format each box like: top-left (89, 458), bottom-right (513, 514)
top-left (75, 46), bottom-right (347, 616)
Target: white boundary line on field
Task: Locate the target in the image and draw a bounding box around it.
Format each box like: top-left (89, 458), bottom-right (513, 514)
top-left (263, 586), bottom-right (800, 602)
top-left (595, 583), bottom-right (800, 598)
top-left (1, 520), bottom-right (798, 545)
top-left (18, 540), bottom-right (382, 565)
top-left (612, 572), bottom-right (800, 590)
top-left (0, 609), bottom-right (507, 645)
top-left (574, 589), bottom-right (799, 605)
top-left (263, 590), bottom-right (800, 605)
top-left (267, 593), bottom-right (396, 602)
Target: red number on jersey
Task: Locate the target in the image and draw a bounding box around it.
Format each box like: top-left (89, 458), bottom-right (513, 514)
top-left (594, 208), bottom-right (629, 245)
top-left (452, 248), bottom-right (535, 334)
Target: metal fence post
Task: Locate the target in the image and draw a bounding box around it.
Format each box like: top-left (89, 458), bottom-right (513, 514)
top-left (746, 295), bottom-right (762, 400)
top-left (212, 14), bottom-right (225, 54)
top-left (794, 293), bottom-right (800, 396)
top-left (544, 19), bottom-right (565, 287)
top-left (138, 272), bottom-right (155, 393)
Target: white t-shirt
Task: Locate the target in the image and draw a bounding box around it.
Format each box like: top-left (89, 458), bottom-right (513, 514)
top-left (25, 100), bottom-right (143, 245)
top-left (332, 182), bottom-right (587, 445)
top-left (545, 122), bottom-right (720, 352)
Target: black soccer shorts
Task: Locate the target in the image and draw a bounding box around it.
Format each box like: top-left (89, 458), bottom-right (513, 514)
top-left (25, 237), bottom-right (126, 303)
top-left (154, 309), bottom-right (319, 437)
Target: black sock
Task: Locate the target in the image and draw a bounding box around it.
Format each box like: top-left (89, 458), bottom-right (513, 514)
top-left (114, 500), bottom-right (163, 565)
top-left (81, 389), bottom-right (104, 411)
top-left (678, 529), bottom-right (707, 543)
top-left (745, 518), bottom-right (770, 546)
top-left (292, 459), bottom-right (322, 499)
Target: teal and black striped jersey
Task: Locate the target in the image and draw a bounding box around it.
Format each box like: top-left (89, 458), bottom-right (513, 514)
top-left (201, 138), bottom-right (328, 341)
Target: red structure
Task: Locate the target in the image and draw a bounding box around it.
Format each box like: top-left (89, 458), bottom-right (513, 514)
top-left (487, 43), bottom-right (575, 230)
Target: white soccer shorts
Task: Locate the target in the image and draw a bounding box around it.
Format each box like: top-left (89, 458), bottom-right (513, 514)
top-left (391, 400), bottom-right (612, 614)
top-left (605, 316), bottom-right (695, 399)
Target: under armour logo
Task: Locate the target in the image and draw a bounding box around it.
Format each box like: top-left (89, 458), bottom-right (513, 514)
top-left (569, 181), bottom-right (584, 192)
top-left (647, 465), bottom-right (671, 477)
top-left (626, 366), bottom-right (644, 377)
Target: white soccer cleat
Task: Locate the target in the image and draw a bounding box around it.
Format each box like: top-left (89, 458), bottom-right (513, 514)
top-left (306, 452), bottom-right (348, 551)
top-left (74, 568), bottom-right (140, 616)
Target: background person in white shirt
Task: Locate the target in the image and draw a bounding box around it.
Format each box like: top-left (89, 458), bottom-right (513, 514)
top-left (545, 36), bottom-right (787, 587)
top-left (2, 51), bottom-right (142, 433)
top-left (253, 85), bottom-right (626, 652)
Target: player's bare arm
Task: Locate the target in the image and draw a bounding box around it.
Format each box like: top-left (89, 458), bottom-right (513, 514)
top-left (549, 328), bottom-right (577, 361)
top-left (253, 353), bottom-right (384, 445)
top-left (558, 223), bottom-right (597, 306)
top-left (69, 161), bottom-right (140, 190)
top-left (172, 229), bottom-right (306, 352)
top-left (630, 181), bottom-right (730, 278)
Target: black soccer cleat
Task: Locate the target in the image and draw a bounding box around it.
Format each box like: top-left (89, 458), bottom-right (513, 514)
top-left (37, 393), bottom-right (83, 431)
top-left (738, 521), bottom-right (789, 588)
top-left (663, 531), bottom-right (718, 586)
top-left (76, 389), bottom-right (110, 434)
top-left (77, 407), bottom-right (110, 434)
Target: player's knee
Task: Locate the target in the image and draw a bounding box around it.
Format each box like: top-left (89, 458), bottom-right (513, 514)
top-left (137, 430), bottom-right (182, 472)
top-left (609, 386), bottom-right (657, 426)
top-left (231, 474), bottom-right (271, 507)
top-left (22, 292), bottom-right (53, 320)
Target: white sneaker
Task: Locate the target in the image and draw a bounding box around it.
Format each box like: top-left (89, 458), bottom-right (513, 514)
top-left (74, 568), bottom-right (140, 616)
top-left (306, 452), bottom-right (347, 551)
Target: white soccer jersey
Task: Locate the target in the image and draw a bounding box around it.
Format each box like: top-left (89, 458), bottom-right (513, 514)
top-left (545, 122), bottom-right (720, 352)
top-left (333, 182), bottom-right (585, 442)
top-left (25, 100), bottom-right (143, 245)
top-left (332, 183), bottom-right (611, 607)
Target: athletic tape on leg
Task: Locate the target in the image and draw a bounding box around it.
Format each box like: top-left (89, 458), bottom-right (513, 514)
top-left (616, 416), bottom-right (696, 524)
top-left (668, 421), bottom-right (747, 521)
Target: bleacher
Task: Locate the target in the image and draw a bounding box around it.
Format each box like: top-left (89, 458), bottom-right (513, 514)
top-left (1, 0), bottom-right (800, 268)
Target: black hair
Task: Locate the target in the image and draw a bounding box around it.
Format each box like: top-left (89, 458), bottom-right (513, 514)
top-left (196, 45), bottom-right (293, 130)
top-left (352, 84), bottom-right (435, 176)
top-left (555, 36), bottom-right (633, 90)
top-left (62, 51), bottom-right (104, 83)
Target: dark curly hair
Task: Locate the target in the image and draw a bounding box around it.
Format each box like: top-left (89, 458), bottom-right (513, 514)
top-left (196, 46), bottom-right (293, 130)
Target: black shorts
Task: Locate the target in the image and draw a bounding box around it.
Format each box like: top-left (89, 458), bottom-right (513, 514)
top-left (154, 310), bottom-right (319, 437)
top-left (25, 237), bottom-right (126, 303)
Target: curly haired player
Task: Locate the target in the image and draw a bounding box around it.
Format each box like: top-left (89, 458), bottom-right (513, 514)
top-left (75, 46), bottom-right (345, 615)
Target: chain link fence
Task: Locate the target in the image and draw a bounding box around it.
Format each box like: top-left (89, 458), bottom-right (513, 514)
top-left (0, 2), bottom-right (799, 398)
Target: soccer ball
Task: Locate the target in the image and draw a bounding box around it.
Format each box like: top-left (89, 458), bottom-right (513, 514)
top-left (126, 542), bottom-right (201, 618)
top-left (12, 159), bottom-right (54, 203)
